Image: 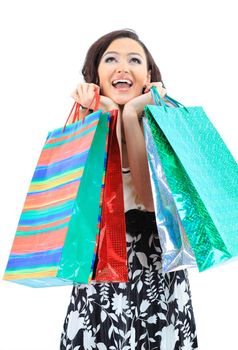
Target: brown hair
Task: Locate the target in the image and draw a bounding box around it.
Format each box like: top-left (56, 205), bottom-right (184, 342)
top-left (81, 29), bottom-right (164, 88)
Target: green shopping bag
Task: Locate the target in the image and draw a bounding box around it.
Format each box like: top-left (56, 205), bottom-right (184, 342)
top-left (145, 87), bottom-right (238, 272)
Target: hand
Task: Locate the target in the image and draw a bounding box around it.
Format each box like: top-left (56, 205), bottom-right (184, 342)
top-left (123, 82), bottom-right (167, 116)
top-left (71, 83), bottom-right (119, 113)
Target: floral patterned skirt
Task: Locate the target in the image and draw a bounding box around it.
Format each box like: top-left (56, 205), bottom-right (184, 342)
top-left (60, 209), bottom-right (198, 350)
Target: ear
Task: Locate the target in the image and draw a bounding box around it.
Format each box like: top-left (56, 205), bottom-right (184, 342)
top-left (145, 70), bottom-right (151, 84)
top-left (142, 70), bottom-right (152, 93)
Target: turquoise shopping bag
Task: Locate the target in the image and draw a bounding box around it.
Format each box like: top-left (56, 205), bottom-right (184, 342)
top-left (145, 87), bottom-right (238, 272)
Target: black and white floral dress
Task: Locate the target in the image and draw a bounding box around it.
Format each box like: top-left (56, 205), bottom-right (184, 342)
top-left (60, 168), bottom-right (198, 350)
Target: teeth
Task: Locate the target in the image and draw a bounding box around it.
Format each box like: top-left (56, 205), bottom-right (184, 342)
top-left (112, 79), bottom-right (132, 86)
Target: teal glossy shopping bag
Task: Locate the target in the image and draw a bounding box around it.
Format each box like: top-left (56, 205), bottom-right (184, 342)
top-left (145, 87), bottom-right (238, 272)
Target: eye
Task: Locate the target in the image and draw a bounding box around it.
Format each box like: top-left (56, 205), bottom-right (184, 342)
top-left (105, 56), bottom-right (116, 63)
top-left (130, 57), bottom-right (142, 64)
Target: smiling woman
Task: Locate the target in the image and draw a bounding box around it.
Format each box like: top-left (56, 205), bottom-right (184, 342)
top-left (60, 29), bottom-right (198, 350)
top-left (97, 38), bottom-right (151, 106)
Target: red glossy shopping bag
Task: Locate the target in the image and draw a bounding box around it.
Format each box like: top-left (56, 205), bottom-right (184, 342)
top-left (94, 110), bottom-right (128, 282)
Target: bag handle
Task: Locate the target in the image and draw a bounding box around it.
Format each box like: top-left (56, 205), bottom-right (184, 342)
top-left (150, 86), bottom-right (188, 112)
top-left (63, 89), bottom-right (100, 132)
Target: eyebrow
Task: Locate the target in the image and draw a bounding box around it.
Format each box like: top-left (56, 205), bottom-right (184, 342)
top-left (102, 51), bottom-right (143, 58)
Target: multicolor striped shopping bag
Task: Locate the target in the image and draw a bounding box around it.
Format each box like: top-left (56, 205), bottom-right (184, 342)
top-left (3, 107), bottom-right (109, 287)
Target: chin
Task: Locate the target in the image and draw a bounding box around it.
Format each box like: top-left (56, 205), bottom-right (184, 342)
top-left (111, 94), bottom-right (135, 106)
top-left (114, 98), bottom-right (131, 106)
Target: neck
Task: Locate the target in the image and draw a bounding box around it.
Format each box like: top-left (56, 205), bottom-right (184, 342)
top-left (118, 104), bottom-right (125, 114)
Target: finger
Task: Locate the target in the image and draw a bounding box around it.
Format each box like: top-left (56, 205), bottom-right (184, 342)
top-left (87, 85), bottom-right (97, 102)
top-left (161, 87), bottom-right (167, 97)
top-left (76, 83), bottom-right (83, 94)
top-left (153, 82), bottom-right (164, 96)
top-left (73, 83), bottom-right (100, 107)
top-left (87, 83), bottom-right (98, 96)
top-left (82, 84), bottom-right (97, 103)
top-left (71, 90), bottom-right (80, 103)
top-left (81, 83), bottom-right (90, 94)
top-left (91, 83), bottom-right (100, 94)
top-left (145, 82), bottom-right (167, 100)
top-left (72, 85), bottom-right (87, 105)
top-left (144, 82), bottom-right (161, 92)
top-left (153, 82), bottom-right (163, 91)
top-left (143, 83), bottom-right (151, 93)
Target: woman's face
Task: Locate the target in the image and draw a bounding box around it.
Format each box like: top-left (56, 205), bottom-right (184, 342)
top-left (98, 38), bottom-right (151, 106)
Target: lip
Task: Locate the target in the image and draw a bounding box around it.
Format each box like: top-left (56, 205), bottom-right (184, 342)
top-left (111, 76), bottom-right (134, 86)
top-left (111, 78), bottom-right (134, 93)
top-left (112, 85), bottom-right (132, 92)
top-left (112, 79), bottom-right (133, 86)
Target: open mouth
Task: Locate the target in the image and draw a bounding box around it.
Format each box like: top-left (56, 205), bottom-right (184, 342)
top-left (112, 79), bottom-right (133, 89)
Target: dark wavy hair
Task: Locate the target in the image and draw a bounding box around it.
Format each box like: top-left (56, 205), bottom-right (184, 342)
top-left (81, 29), bottom-right (164, 88)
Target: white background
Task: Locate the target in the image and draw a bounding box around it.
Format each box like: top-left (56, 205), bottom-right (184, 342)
top-left (0, 1), bottom-right (237, 349)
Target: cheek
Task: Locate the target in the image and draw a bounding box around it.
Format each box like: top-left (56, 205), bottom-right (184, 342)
top-left (100, 80), bottom-right (111, 95)
top-left (133, 78), bottom-right (147, 92)
top-left (134, 69), bottom-right (149, 85)
top-left (98, 65), bottom-right (113, 83)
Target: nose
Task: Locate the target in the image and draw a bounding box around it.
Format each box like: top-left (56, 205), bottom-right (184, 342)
top-left (115, 60), bottom-right (129, 73)
top-left (116, 67), bottom-right (129, 73)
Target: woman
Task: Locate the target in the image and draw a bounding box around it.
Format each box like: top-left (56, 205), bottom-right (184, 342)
top-left (60, 29), bottom-right (198, 350)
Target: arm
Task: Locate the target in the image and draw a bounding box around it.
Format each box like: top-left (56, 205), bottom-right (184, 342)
top-left (122, 82), bottom-right (167, 211)
top-left (122, 94), bottom-right (155, 212)
top-left (116, 110), bottom-right (122, 164)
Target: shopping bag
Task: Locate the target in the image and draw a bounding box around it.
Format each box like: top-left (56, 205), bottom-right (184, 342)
top-left (144, 86), bottom-right (238, 272)
top-left (143, 117), bottom-right (197, 273)
top-left (94, 110), bottom-right (128, 282)
top-left (3, 99), bottom-right (110, 286)
top-left (57, 111), bottom-right (110, 284)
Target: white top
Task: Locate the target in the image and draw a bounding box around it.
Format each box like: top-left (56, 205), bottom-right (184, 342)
top-left (122, 167), bottom-right (146, 212)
